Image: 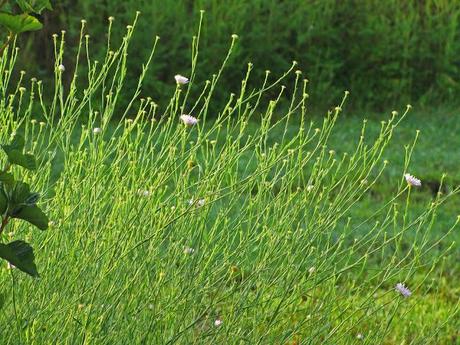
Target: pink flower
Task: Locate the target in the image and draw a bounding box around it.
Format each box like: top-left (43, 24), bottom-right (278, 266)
top-left (214, 319), bottom-right (223, 327)
top-left (395, 283), bottom-right (412, 297)
top-left (404, 173), bottom-right (421, 187)
top-left (180, 114), bottom-right (198, 126)
top-left (174, 74), bottom-right (189, 84)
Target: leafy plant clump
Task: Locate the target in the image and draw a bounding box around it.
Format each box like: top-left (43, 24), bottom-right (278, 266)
top-left (0, 0), bottom-right (51, 278)
top-left (0, 134), bottom-right (48, 277)
top-left (0, 0), bottom-right (52, 55)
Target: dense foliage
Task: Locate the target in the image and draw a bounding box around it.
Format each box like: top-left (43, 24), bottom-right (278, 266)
top-left (18, 0), bottom-right (460, 110)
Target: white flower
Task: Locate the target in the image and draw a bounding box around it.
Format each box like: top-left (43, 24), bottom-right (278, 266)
top-left (184, 247), bottom-right (195, 255)
top-left (404, 173), bottom-right (421, 187)
top-left (138, 189), bottom-right (151, 197)
top-left (214, 319), bottom-right (223, 327)
top-left (93, 127), bottom-right (102, 134)
top-left (188, 198), bottom-right (205, 208)
top-left (174, 74), bottom-right (189, 84)
top-left (308, 267), bottom-right (316, 274)
top-left (306, 185), bottom-right (314, 192)
top-left (180, 114), bottom-right (198, 126)
top-left (58, 64), bottom-right (65, 72)
top-left (395, 282), bottom-right (412, 297)
top-left (357, 333), bottom-right (364, 340)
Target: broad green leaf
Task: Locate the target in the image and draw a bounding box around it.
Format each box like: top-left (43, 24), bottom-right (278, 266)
top-left (4, 134), bottom-right (25, 152)
top-left (15, 0), bottom-right (53, 14)
top-left (0, 172), bottom-right (14, 184)
top-left (13, 205), bottom-right (48, 230)
top-left (4, 150), bottom-right (37, 170)
top-left (0, 189), bottom-right (7, 214)
top-left (25, 192), bottom-right (40, 205)
top-left (8, 181), bottom-right (31, 204)
top-left (0, 12), bottom-right (42, 34)
top-left (0, 240), bottom-right (38, 277)
top-left (2, 135), bottom-right (37, 170)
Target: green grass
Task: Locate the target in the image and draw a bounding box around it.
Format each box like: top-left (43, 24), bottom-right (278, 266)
top-left (0, 15), bottom-right (459, 344)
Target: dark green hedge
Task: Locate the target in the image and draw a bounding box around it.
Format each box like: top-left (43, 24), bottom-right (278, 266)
top-left (22, 0), bottom-right (460, 110)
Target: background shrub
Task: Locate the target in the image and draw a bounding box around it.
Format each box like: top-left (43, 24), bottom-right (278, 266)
top-left (20, 0), bottom-right (460, 111)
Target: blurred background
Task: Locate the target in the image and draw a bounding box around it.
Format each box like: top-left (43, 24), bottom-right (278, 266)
top-left (18, 0), bottom-right (460, 111)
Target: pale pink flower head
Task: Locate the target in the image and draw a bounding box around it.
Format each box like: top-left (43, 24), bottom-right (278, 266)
top-left (174, 74), bottom-right (189, 85)
top-left (214, 319), bottom-right (223, 327)
top-left (404, 173), bottom-right (421, 187)
top-left (180, 114), bottom-right (198, 126)
top-left (58, 64), bottom-right (65, 72)
top-left (395, 282), bottom-right (412, 297)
